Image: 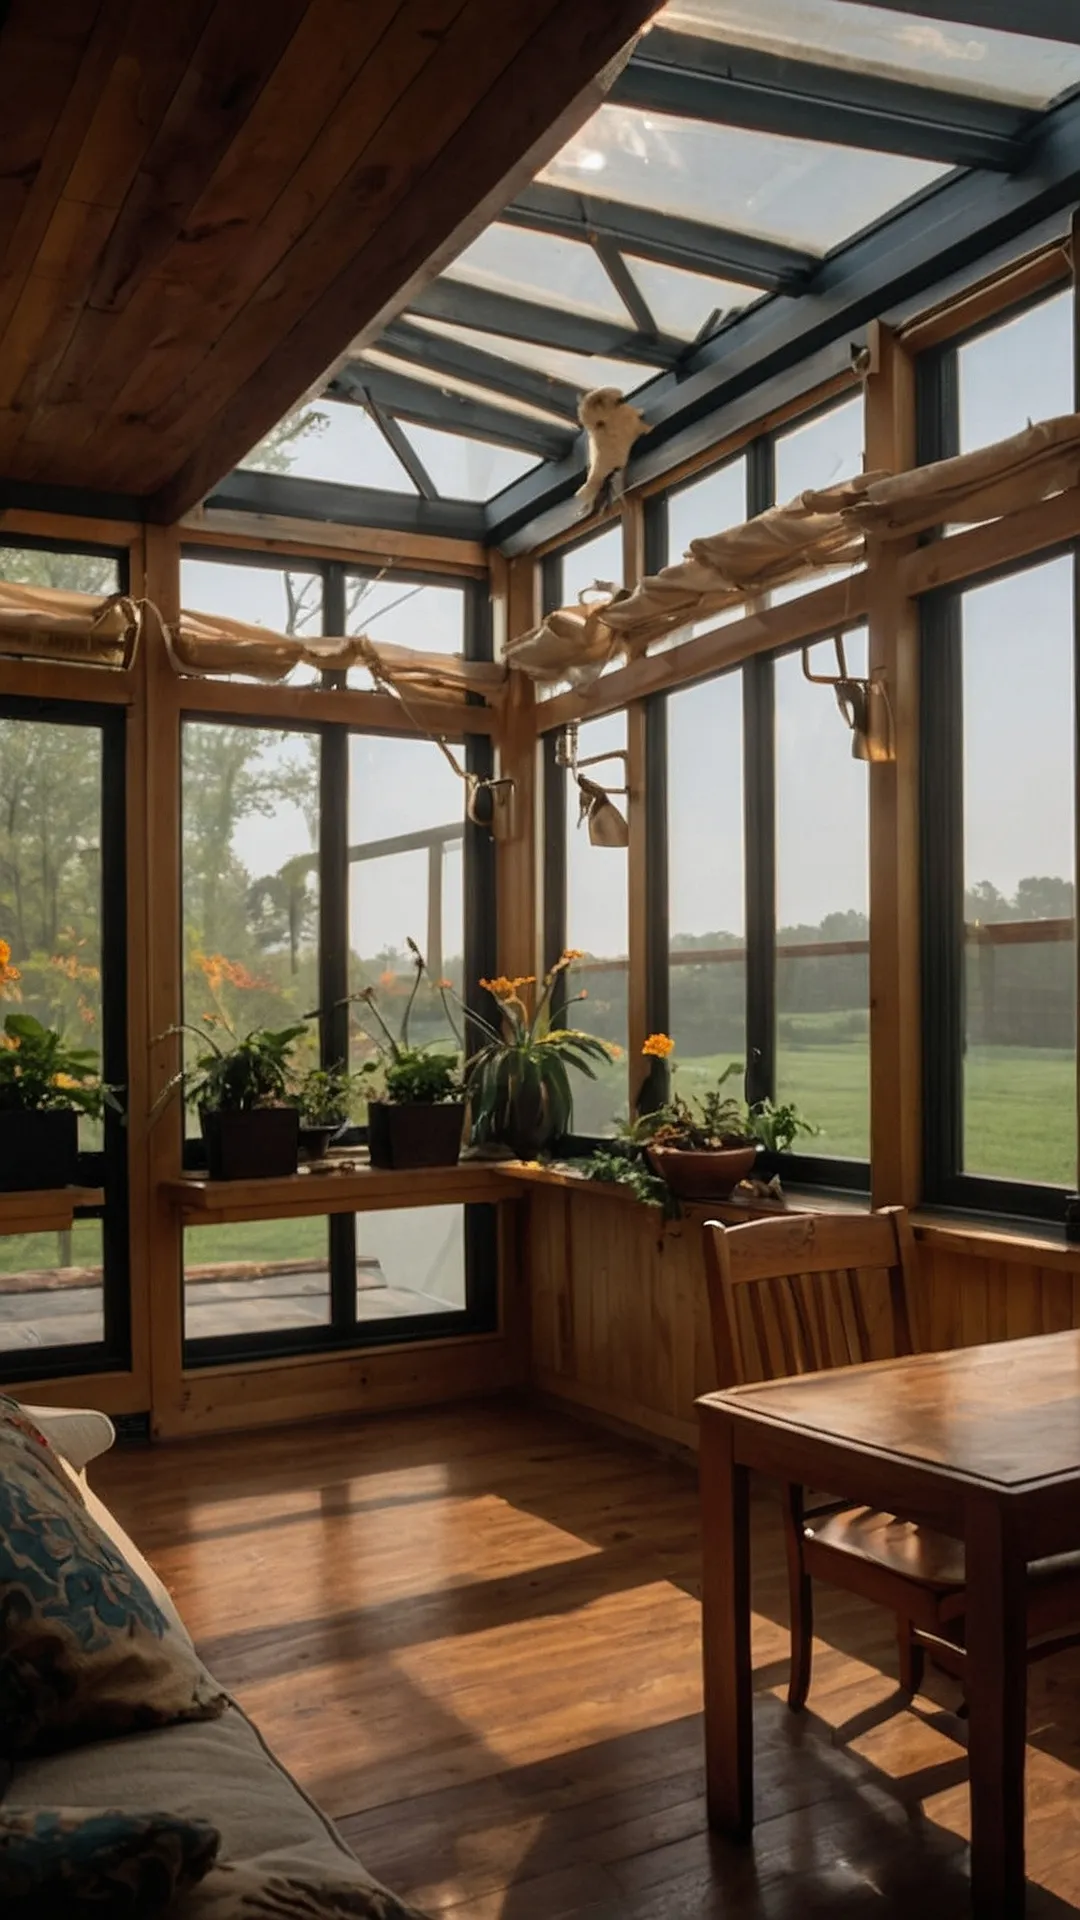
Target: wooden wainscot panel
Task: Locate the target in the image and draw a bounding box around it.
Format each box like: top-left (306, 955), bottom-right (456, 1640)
top-left (163, 1334), bottom-right (519, 1441)
top-left (527, 1180), bottom-right (1080, 1453)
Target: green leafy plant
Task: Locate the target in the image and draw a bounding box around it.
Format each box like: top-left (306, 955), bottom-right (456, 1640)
top-left (628, 1049), bottom-right (817, 1155)
top-left (320, 942), bottom-right (463, 1106)
top-left (291, 1062), bottom-right (361, 1128)
top-left (574, 1142), bottom-right (678, 1215)
top-left (435, 952), bottom-right (617, 1152)
top-left (151, 1019), bottom-right (307, 1119)
top-left (383, 1048), bottom-right (460, 1105)
top-left (0, 1013), bottom-right (118, 1118)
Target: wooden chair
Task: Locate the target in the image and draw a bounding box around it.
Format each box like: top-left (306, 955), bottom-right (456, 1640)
top-left (703, 1206), bottom-right (1080, 1711)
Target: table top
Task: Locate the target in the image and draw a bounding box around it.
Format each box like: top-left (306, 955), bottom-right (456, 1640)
top-left (699, 1330), bottom-right (1080, 1492)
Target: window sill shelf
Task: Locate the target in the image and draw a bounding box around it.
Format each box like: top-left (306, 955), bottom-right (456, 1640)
top-left (163, 1159), bottom-right (517, 1226)
top-left (0, 1186), bottom-right (103, 1237)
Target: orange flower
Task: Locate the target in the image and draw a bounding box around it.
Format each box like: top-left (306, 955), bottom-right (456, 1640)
top-left (0, 937), bottom-right (21, 998)
top-left (609, 1043), bottom-right (624, 1060)
top-left (378, 969), bottom-right (398, 988)
top-left (642, 1032), bottom-right (675, 1059)
top-left (436, 977), bottom-right (453, 990)
top-left (562, 948), bottom-right (585, 962)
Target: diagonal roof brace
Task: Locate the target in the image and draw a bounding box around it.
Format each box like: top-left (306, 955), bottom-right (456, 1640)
top-left (331, 361), bottom-right (575, 461)
top-left (504, 183), bottom-right (816, 291)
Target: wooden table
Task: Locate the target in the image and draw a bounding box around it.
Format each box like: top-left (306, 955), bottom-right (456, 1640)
top-left (698, 1330), bottom-right (1080, 1918)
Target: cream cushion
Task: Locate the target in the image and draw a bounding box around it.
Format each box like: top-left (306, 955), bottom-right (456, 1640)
top-left (17, 1402), bottom-right (116, 1471)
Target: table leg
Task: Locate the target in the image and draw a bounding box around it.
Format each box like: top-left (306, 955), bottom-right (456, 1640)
top-left (700, 1409), bottom-right (752, 1837)
top-left (964, 1493), bottom-right (1028, 1918)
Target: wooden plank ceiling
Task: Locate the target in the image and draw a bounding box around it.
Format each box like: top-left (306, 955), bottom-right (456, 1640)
top-left (0, 0), bottom-right (657, 522)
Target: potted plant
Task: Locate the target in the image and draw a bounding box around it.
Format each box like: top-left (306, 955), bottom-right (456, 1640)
top-left (153, 1019), bottom-right (306, 1180)
top-left (630, 1041), bottom-right (817, 1202)
top-left (439, 951), bottom-right (618, 1159)
top-left (0, 1011), bottom-right (117, 1192)
top-left (291, 1063), bottom-right (358, 1161)
top-left (344, 944), bottom-right (464, 1170)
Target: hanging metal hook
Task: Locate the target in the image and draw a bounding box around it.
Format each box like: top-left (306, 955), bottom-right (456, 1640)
top-left (801, 634), bottom-right (895, 764)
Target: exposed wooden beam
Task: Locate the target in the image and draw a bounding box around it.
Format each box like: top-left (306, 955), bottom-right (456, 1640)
top-left (149, 0), bottom-right (661, 522)
top-left (613, 26), bottom-right (1032, 170)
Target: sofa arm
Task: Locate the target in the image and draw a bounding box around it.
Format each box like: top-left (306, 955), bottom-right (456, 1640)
top-left (18, 1404), bottom-right (116, 1471)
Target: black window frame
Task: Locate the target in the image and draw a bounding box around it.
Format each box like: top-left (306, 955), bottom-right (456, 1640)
top-left (541, 409), bottom-right (872, 1192)
top-left (175, 552), bottom-right (498, 1367)
top-left (0, 691), bottom-right (131, 1383)
top-left (916, 285), bottom-right (1079, 1224)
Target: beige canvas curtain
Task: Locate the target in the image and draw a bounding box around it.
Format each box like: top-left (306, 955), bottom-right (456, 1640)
top-left (168, 607), bottom-right (505, 706)
top-left (509, 412), bottom-right (1080, 686)
top-left (0, 580), bottom-right (143, 668)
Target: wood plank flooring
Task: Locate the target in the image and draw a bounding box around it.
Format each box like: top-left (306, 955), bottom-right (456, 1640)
top-left (93, 1399), bottom-right (1080, 1917)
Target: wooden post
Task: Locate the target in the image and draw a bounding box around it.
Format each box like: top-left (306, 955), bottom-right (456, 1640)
top-left (493, 550), bottom-right (541, 984)
top-left (865, 325), bottom-right (922, 1208)
top-left (621, 497), bottom-right (651, 1107)
top-left (142, 525), bottom-right (186, 1435)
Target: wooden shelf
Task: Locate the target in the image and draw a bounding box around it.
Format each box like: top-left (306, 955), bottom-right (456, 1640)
top-left (163, 1159), bottom-right (523, 1226)
top-left (0, 1186), bottom-right (104, 1237)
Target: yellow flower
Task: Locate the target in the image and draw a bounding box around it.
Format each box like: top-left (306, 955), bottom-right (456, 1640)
top-left (642, 1033), bottom-right (675, 1059)
top-left (562, 948), bottom-right (585, 962)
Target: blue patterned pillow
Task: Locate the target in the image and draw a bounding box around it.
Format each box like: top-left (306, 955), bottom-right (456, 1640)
top-left (0, 1400), bottom-right (226, 1755)
top-left (0, 1806), bottom-right (220, 1918)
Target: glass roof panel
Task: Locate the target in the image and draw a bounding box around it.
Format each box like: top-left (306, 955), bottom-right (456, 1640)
top-left (655, 1), bottom-right (1080, 109)
top-left (623, 258), bottom-right (759, 339)
top-left (402, 423), bottom-right (540, 500)
top-left (446, 223), bottom-right (634, 324)
top-left (406, 316), bottom-right (657, 397)
top-left (241, 400), bottom-right (417, 494)
top-left (540, 103), bottom-right (948, 253)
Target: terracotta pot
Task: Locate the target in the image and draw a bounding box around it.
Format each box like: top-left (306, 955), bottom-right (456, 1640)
top-left (367, 1101), bottom-right (464, 1170)
top-left (200, 1107), bottom-right (299, 1181)
top-left (0, 1108), bottom-right (79, 1191)
top-left (646, 1143), bottom-right (757, 1202)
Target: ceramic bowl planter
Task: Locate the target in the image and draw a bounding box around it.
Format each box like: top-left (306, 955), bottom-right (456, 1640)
top-left (0, 1108), bottom-right (80, 1192)
top-left (646, 1142), bottom-right (757, 1202)
top-left (367, 1100), bottom-right (464, 1171)
top-left (201, 1107), bottom-right (299, 1181)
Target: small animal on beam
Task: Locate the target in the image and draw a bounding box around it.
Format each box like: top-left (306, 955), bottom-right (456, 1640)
top-left (576, 388), bottom-right (650, 516)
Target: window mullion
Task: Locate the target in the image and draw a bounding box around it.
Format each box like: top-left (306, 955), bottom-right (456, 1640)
top-left (744, 437), bottom-right (776, 1109)
top-left (920, 590), bottom-right (965, 1198)
top-left (320, 564), bottom-right (355, 1334)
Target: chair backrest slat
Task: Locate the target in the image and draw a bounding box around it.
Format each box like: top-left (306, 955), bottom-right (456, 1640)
top-left (703, 1208), bottom-right (918, 1388)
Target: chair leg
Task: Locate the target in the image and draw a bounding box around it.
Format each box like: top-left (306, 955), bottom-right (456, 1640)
top-left (897, 1618), bottom-right (925, 1698)
top-left (783, 1485), bottom-right (813, 1713)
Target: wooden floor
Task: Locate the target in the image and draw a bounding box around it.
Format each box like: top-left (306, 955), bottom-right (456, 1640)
top-left (94, 1398), bottom-right (1080, 1917)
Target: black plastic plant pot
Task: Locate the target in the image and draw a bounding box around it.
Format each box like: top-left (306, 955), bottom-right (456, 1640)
top-left (367, 1101), bottom-right (464, 1170)
top-left (200, 1106), bottom-right (299, 1181)
top-left (0, 1107), bottom-right (79, 1192)
top-left (298, 1124), bottom-right (338, 1162)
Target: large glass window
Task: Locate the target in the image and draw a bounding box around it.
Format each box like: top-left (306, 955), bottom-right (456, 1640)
top-left (958, 290), bottom-right (1074, 456)
top-left (0, 701), bottom-right (126, 1373)
top-left (564, 712), bottom-right (630, 1135)
top-left (177, 661), bottom-right (493, 1360)
top-left (775, 635), bottom-right (870, 1160)
top-left (923, 553), bottom-right (1077, 1216)
top-left (667, 674), bottom-right (745, 1094)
